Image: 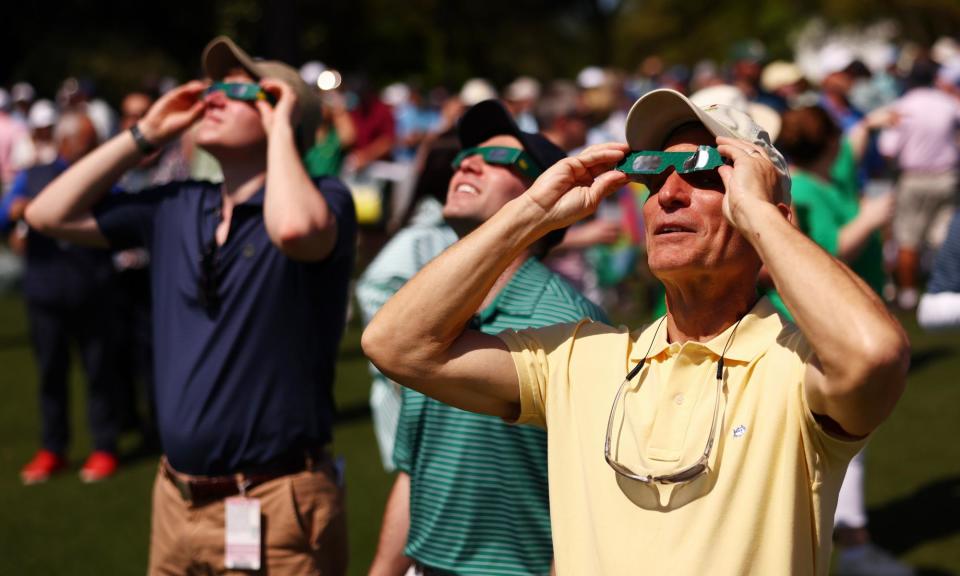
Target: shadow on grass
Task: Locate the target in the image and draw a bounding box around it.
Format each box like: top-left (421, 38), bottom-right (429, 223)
top-left (869, 475), bottom-right (960, 563)
top-left (909, 347), bottom-right (954, 373)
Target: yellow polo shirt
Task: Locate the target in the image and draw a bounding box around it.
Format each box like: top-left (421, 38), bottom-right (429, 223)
top-left (499, 297), bottom-right (866, 576)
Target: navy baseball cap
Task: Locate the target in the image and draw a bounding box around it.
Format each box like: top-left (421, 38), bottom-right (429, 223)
top-left (457, 99), bottom-right (567, 175)
top-left (455, 99), bottom-right (569, 252)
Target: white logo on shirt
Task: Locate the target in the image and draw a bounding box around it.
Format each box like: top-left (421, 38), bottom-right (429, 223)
top-left (733, 424), bottom-right (747, 438)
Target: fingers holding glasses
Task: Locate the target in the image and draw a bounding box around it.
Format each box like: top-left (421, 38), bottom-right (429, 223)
top-left (140, 80), bottom-right (208, 144)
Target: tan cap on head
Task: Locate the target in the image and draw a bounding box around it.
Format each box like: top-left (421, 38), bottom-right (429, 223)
top-left (201, 36), bottom-right (321, 152)
top-left (625, 88), bottom-right (791, 202)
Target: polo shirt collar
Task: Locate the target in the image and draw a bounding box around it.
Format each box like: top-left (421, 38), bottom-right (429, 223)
top-left (476, 257), bottom-right (548, 323)
top-left (630, 296), bottom-right (784, 363)
top-left (202, 184), bottom-right (266, 214)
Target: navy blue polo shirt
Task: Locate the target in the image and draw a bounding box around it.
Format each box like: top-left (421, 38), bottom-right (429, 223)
top-left (95, 177), bottom-right (356, 475)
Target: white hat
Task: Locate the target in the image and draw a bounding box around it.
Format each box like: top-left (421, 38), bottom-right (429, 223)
top-left (459, 78), bottom-right (497, 106)
top-left (28, 99), bottom-right (58, 129)
top-left (382, 82), bottom-right (411, 107)
top-left (819, 44), bottom-right (855, 77)
top-left (625, 88), bottom-right (791, 201)
top-left (746, 103), bottom-right (782, 142)
top-left (577, 66), bottom-right (606, 90)
top-left (12, 82), bottom-right (35, 103)
top-left (932, 36), bottom-right (959, 65)
top-left (689, 84), bottom-right (748, 113)
top-left (506, 76), bottom-right (541, 101)
top-left (761, 61), bottom-right (804, 93)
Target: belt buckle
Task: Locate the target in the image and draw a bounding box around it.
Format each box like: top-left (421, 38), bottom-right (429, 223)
top-left (164, 461), bottom-right (195, 503)
top-left (175, 478), bottom-right (194, 503)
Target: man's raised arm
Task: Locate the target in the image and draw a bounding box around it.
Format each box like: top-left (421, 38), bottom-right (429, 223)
top-left (25, 82), bottom-right (207, 247)
top-left (361, 143), bottom-right (629, 419)
top-left (716, 136), bottom-right (909, 438)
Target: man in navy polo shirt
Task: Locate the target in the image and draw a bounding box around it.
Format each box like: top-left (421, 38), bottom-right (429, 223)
top-left (26, 37), bottom-right (355, 575)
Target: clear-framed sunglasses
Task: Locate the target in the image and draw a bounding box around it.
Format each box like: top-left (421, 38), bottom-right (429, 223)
top-left (604, 317), bottom-right (742, 486)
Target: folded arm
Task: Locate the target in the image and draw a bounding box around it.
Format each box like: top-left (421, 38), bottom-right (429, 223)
top-left (718, 137), bottom-right (909, 438)
top-left (258, 80), bottom-right (339, 261)
top-left (362, 144), bottom-right (629, 418)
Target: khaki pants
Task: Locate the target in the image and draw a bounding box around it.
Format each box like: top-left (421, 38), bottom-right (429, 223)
top-left (894, 169), bottom-right (959, 250)
top-left (148, 460), bottom-right (347, 575)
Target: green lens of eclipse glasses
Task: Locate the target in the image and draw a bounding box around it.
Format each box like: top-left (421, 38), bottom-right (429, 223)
top-left (451, 146), bottom-right (542, 180)
top-left (204, 82), bottom-right (277, 105)
top-left (616, 145), bottom-right (726, 176)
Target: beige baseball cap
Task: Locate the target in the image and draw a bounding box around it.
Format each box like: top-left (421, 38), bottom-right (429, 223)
top-left (201, 36), bottom-right (320, 151)
top-left (624, 88), bottom-right (791, 201)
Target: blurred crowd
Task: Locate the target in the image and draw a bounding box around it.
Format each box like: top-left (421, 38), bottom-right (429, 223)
top-left (1, 29), bottom-right (959, 576)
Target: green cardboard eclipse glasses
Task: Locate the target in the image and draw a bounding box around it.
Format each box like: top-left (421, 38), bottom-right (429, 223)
top-left (451, 146), bottom-right (542, 180)
top-left (616, 145), bottom-right (726, 177)
top-left (204, 82), bottom-right (277, 105)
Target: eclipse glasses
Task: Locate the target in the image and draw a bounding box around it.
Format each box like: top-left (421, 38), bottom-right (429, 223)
top-left (204, 82), bottom-right (276, 105)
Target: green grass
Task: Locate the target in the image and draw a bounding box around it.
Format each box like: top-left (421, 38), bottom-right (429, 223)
top-left (0, 292), bottom-right (958, 575)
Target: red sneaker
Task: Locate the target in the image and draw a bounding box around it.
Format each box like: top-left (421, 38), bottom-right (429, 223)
top-left (21, 449), bottom-right (67, 485)
top-left (79, 451), bottom-right (118, 483)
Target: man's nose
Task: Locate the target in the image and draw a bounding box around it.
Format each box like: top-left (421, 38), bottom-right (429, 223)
top-left (658, 171), bottom-right (692, 208)
top-left (459, 153), bottom-right (485, 173)
top-left (204, 90), bottom-right (227, 106)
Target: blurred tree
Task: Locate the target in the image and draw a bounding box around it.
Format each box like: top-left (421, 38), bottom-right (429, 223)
top-left (2, 0), bottom-right (958, 105)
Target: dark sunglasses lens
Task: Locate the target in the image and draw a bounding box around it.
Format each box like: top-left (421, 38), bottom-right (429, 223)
top-left (682, 169), bottom-right (725, 191)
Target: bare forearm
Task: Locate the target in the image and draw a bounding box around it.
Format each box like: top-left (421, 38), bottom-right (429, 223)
top-left (263, 123), bottom-right (337, 260)
top-left (837, 213), bottom-right (877, 263)
top-left (25, 130), bottom-right (141, 244)
top-left (366, 196), bottom-right (538, 358)
top-left (362, 196), bottom-right (540, 416)
top-left (362, 134), bottom-right (395, 164)
top-left (331, 110), bottom-right (356, 148)
top-left (369, 472), bottom-right (413, 576)
top-left (739, 202), bottom-right (906, 383)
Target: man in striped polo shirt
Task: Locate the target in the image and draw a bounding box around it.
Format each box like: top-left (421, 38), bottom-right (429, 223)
top-left (368, 100), bottom-right (606, 576)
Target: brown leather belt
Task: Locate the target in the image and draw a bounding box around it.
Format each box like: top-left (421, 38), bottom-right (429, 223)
top-left (161, 448), bottom-right (330, 504)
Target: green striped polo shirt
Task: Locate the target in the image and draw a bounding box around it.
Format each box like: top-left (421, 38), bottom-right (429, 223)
top-left (394, 257), bottom-right (608, 576)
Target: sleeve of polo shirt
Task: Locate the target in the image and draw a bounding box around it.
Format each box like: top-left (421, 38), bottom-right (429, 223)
top-left (497, 320), bottom-right (589, 428)
top-left (781, 329), bottom-right (868, 485)
top-left (313, 176), bottom-right (357, 264)
top-left (93, 184), bottom-right (174, 249)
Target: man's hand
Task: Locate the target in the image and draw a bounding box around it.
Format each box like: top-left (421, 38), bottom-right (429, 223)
top-left (138, 81), bottom-right (207, 146)
top-left (858, 192), bottom-right (896, 230)
top-left (257, 79), bottom-right (300, 137)
top-left (8, 197), bottom-right (29, 222)
top-left (715, 136), bottom-right (785, 229)
top-left (521, 143), bottom-right (630, 237)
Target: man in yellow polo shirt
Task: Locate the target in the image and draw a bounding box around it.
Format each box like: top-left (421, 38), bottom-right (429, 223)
top-left (362, 89), bottom-right (909, 575)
